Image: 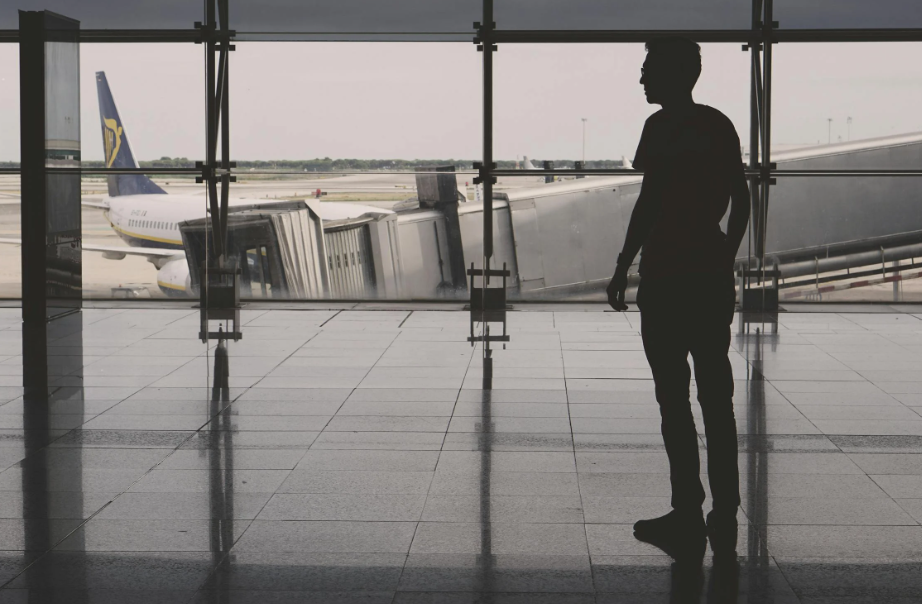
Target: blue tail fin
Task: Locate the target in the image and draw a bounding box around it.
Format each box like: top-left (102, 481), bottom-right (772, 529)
top-left (95, 71), bottom-right (167, 196)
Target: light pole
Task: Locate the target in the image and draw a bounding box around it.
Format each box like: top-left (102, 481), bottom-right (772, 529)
top-left (827, 118), bottom-right (833, 144)
top-left (847, 116), bottom-right (853, 141)
top-left (581, 118), bottom-right (588, 164)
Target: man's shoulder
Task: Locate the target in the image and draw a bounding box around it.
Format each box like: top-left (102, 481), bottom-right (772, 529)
top-left (643, 109), bottom-right (668, 127)
top-left (696, 105), bottom-right (737, 132)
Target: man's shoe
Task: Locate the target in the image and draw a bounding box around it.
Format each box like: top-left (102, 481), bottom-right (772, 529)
top-left (633, 509), bottom-right (707, 562)
top-left (706, 510), bottom-right (739, 560)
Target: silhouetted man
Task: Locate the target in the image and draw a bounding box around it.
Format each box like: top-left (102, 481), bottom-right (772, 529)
top-left (607, 37), bottom-right (750, 560)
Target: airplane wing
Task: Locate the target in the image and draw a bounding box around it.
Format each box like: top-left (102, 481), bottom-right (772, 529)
top-left (81, 200), bottom-right (111, 210)
top-left (0, 238), bottom-right (180, 264)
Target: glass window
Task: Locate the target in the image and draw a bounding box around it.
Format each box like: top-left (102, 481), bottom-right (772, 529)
top-left (775, 0), bottom-right (922, 29)
top-left (231, 42), bottom-right (478, 168)
top-left (494, 43), bottom-right (749, 166)
top-left (0, 1), bottom-right (202, 29)
top-left (0, 45), bottom-right (20, 299)
top-left (772, 43), bottom-right (922, 169)
top-left (495, 0), bottom-right (750, 30)
top-left (231, 0), bottom-right (478, 37)
top-left (765, 177), bottom-right (922, 303)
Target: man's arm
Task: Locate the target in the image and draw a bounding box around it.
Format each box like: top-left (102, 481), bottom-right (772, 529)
top-left (724, 163), bottom-right (751, 267)
top-left (607, 174), bottom-right (662, 310)
top-left (618, 177), bottom-right (661, 270)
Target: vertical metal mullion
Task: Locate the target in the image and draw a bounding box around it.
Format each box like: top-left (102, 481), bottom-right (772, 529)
top-left (481, 0), bottom-right (494, 274)
top-left (748, 0), bottom-right (763, 296)
top-left (760, 0), bottom-right (774, 286)
top-left (218, 0), bottom-right (231, 249)
top-left (204, 0), bottom-right (222, 261)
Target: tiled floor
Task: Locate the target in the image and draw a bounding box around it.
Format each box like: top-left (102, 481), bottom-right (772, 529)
top-left (0, 304), bottom-right (921, 602)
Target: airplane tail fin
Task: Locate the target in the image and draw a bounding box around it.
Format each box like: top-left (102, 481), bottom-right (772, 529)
top-left (522, 155), bottom-right (538, 170)
top-left (95, 71), bottom-right (166, 197)
top-left (621, 155), bottom-right (633, 169)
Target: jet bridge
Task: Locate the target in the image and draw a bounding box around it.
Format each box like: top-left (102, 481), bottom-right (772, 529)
top-left (180, 201), bottom-right (328, 299)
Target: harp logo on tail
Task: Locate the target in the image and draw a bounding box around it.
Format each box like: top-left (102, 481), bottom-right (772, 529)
top-left (103, 118), bottom-right (123, 168)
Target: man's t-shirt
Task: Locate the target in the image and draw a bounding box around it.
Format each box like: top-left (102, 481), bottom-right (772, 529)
top-left (632, 104), bottom-right (742, 280)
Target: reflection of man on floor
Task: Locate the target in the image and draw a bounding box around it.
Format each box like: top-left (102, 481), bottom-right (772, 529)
top-left (607, 37), bottom-right (751, 560)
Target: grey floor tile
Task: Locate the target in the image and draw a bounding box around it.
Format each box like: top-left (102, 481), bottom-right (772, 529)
top-left (766, 525), bottom-right (922, 558)
top-left (0, 588), bottom-right (200, 603)
top-left (450, 403), bottom-right (569, 418)
top-left (95, 491), bottom-right (274, 520)
top-left (741, 496), bottom-right (916, 526)
top-left (0, 518), bottom-right (85, 550)
top-left (398, 553), bottom-right (593, 593)
top-left (258, 493), bottom-right (427, 521)
top-left (435, 451), bottom-right (576, 473)
top-left (739, 473), bottom-right (890, 500)
top-left (310, 432), bottom-right (446, 450)
top-left (179, 431), bottom-right (320, 449)
top-left (207, 415), bottom-right (332, 432)
top-left (409, 522), bottom-right (588, 555)
top-left (336, 401), bottom-right (456, 417)
top-left (325, 416), bottom-right (451, 432)
top-left (393, 593), bottom-right (596, 603)
top-left (278, 470), bottom-right (434, 495)
top-left (441, 433), bottom-right (575, 452)
top-left (199, 551), bottom-right (405, 591)
top-left (234, 520), bottom-right (417, 553)
top-left (48, 430), bottom-right (194, 449)
top-left (296, 450), bottom-right (440, 472)
top-left (56, 518), bottom-right (250, 552)
top-left (575, 452), bottom-right (670, 474)
top-left (870, 474), bottom-right (922, 498)
top-left (158, 449), bottom-right (307, 470)
top-left (847, 453), bottom-right (922, 475)
top-left (456, 390), bottom-right (567, 403)
top-left (366, 391), bottom-right (468, 404)
top-left (421, 495), bottom-right (585, 524)
top-left (227, 400), bottom-right (345, 416)
top-left (6, 551), bottom-right (217, 590)
top-left (428, 471), bottom-right (580, 497)
top-left (775, 557), bottom-right (922, 601)
top-left (127, 469), bottom-right (290, 493)
top-left (447, 417), bottom-right (572, 434)
top-left (0, 466), bottom-right (147, 493)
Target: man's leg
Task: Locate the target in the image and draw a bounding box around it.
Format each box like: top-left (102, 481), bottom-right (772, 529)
top-left (689, 274), bottom-right (740, 558)
top-left (689, 277), bottom-right (739, 514)
top-left (634, 281), bottom-right (707, 559)
top-left (640, 294), bottom-right (706, 513)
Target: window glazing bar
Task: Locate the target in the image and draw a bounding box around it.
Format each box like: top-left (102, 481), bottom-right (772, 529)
top-left (491, 29), bottom-right (922, 44)
top-left (1, 28), bottom-right (921, 44)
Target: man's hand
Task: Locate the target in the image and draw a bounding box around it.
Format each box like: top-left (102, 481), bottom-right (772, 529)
top-left (722, 237), bottom-right (738, 275)
top-left (607, 266), bottom-right (629, 311)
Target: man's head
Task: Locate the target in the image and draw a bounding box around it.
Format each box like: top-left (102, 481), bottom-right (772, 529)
top-left (640, 37), bottom-right (701, 105)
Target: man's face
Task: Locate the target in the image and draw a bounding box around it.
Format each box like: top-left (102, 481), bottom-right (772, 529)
top-left (640, 56), bottom-right (665, 105)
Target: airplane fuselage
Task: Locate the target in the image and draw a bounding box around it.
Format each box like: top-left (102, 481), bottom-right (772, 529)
top-left (102, 194), bottom-right (201, 250)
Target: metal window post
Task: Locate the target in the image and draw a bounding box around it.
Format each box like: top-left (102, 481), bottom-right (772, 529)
top-left (197, 0), bottom-right (235, 267)
top-left (474, 1), bottom-right (496, 280)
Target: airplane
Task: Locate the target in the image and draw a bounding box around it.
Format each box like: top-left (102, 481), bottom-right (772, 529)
top-left (76, 72), bottom-right (392, 297)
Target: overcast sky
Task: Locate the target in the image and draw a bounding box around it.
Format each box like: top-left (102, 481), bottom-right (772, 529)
top-left (0, 41), bottom-right (920, 162)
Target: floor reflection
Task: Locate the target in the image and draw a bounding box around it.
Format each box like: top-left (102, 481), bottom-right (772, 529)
top-left (3, 306), bottom-right (922, 600)
top-left (206, 336), bottom-right (234, 604)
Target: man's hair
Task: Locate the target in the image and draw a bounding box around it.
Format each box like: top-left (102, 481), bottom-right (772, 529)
top-left (645, 37), bottom-right (702, 89)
